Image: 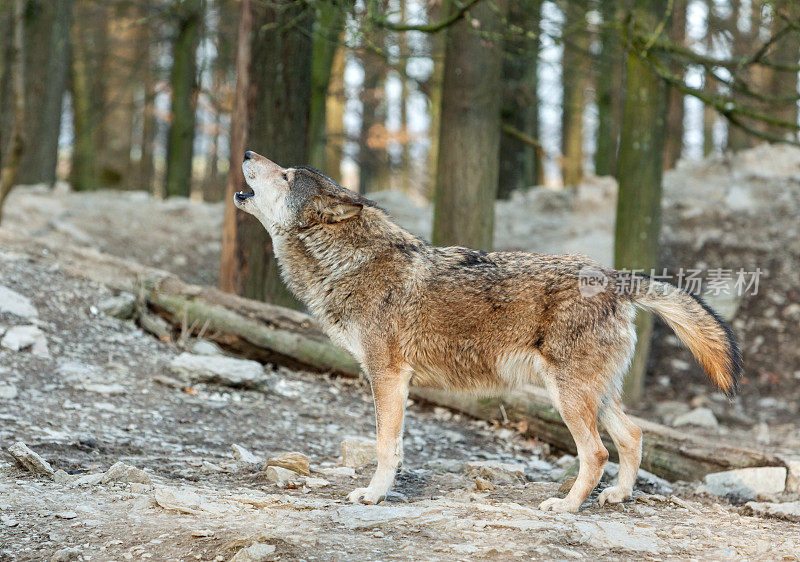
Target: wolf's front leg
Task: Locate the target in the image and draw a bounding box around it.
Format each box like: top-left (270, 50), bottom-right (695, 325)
top-left (348, 369), bottom-right (411, 505)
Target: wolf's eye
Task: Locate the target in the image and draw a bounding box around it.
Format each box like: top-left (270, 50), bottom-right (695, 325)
top-left (282, 172), bottom-right (288, 181)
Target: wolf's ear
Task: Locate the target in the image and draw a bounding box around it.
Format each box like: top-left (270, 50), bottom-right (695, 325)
top-left (313, 195), bottom-right (363, 223)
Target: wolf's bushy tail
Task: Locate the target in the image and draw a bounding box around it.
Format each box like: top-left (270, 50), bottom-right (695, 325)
top-left (622, 274), bottom-right (742, 396)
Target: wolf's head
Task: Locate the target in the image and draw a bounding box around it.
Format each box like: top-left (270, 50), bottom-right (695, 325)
top-left (235, 151), bottom-right (363, 232)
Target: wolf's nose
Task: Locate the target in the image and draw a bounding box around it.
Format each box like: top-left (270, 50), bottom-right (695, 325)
top-left (243, 151), bottom-right (253, 162)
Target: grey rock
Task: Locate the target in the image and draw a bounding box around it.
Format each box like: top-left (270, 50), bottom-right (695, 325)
top-left (303, 476), bottom-right (330, 489)
top-left (53, 470), bottom-right (73, 484)
top-left (743, 500), bottom-right (800, 523)
top-left (55, 510), bottom-right (78, 519)
top-left (7, 442), bottom-right (55, 477)
top-left (702, 467), bottom-right (787, 500)
top-left (654, 400), bottom-right (690, 424)
top-left (265, 465), bottom-right (297, 486)
top-left (318, 466), bottom-right (356, 479)
top-left (100, 461), bottom-right (151, 485)
top-left (169, 352), bottom-right (267, 388)
top-left (232, 444), bottom-right (263, 466)
top-left (51, 547), bottom-right (82, 562)
top-left (572, 520), bottom-right (666, 554)
top-left (0, 285), bottom-right (38, 319)
top-left (0, 384), bottom-right (18, 400)
top-left (673, 407), bottom-right (719, 428)
top-left (191, 339), bottom-right (224, 356)
top-left (230, 543), bottom-right (276, 562)
top-left (82, 383), bottom-right (125, 396)
top-left (97, 294), bottom-right (136, 319)
top-left (66, 473), bottom-right (105, 488)
top-left (1, 325), bottom-right (49, 357)
top-left (783, 457), bottom-right (800, 494)
top-left (340, 437), bottom-right (377, 468)
top-left (464, 461), bottom-right (526, 484)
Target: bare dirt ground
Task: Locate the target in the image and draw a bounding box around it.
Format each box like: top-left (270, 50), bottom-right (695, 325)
top-left (1, 145), bottom-right (799, 560)
top-left (1, 239), bottom-right (798, 561)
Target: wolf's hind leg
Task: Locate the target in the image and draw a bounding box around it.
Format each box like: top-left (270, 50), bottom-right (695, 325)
top-left (539, 389), bottom-right (608, 513)
top-left (597, 396), bottom-right (643, 506)
top-left (347, 367), bottom-right (411, 505)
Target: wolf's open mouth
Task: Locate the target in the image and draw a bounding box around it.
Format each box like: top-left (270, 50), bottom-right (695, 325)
top-left (235, 188), bottom-right (255, 202)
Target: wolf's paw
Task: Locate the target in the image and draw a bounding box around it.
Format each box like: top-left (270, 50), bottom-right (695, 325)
top-left (347, 487), bottom-right (386, 505)
top-left (597, 486), bottom-right (631, 507)
top-left (539, 497), bottom-right (579, 513)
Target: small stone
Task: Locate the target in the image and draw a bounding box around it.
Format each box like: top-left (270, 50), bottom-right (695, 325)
top-left (474, 477), bottom-right (495, 491)
top-left (318, 466), bottom-right (356, 479)
top-left (784, 458), bottom-right (800, 494)
top-left (154, 487), bottom-right (203, 514)
top-left (702, 467), bottom-right (787, 500)
top-left (100, 461), bottom-right (151, 485)
top-left (0, 285), bottom-right (38, 319)
top-left (266, 452), bottom-right (310, 476)
top-left (53, 470), bottom-right (73, 484)
top-left (55, 510), bottom-right (78, 519)
top-left (304, 476), bottom-right (330, 489)
top-left (82, 383), bottom-right (126, 395)
top-left (464, 461), bottom-right (526, 484)
top-left (265, 466), bottom-right (297, 486)
top-left (191, 529), bottom-right (215, 538)
top-left (191, 339), bottom-right (224, 356)
top-left (673, 407), bottom-right (718, 428)
top-left (170, 352), bottom-right (267, 388)
top-left (232, 444), bottom-right (262, 465)
top-left (340, 438), bottom-right (376, 468)
top-left (0, 383), bottom-right (18, 400)
top-left (97, 293), bottom-right (136, 319)
top-left (230, 543), bottom-right (276, 562)
top-left (51, 547), bottom-right (82, 562)
top-left (653, 401), bottom-right (690, 424)
top-left (7, 442), bottom-right (55, 477)
top-left (1, 325), bottom-right (49, 357)
top-left (67, 473), bottom-right (105, 488)
top-left (742, 500), bottom-right (800, 523)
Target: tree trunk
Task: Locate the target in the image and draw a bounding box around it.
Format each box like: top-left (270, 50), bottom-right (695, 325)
top-left (766, 0), bottom-right (799, 140)
top-left (425, 1), bottom-right (446, 198)
top-left (662, 0), bottom-right (686, 170)
top-left (594, 0), bottom-right (622, 177)
top-left (97, 7), bottom-right (136, 188)
top-left (560, 0), bottom-right (588, 188)
top-left (164, 0), bottom-right (203, 198)
top-left (16, 0), bottom-right (71, 187)
top-left (68, 2), bottom-right (98, 192)
top-left (0, 0), bottom-right (25, 222)
top-left (138, 1), bottom-right (157, 193)
top-left (357, 47), bottom-right (387, 194)
top-left (308, 1), bottom-right (347, 173)
top-left (498, 0), bottom-right (542, 199)
top-left (614, 0), bottom-right (669, 403)
top-left (432, 0), bottom-right (508, 250)
top-left (325, 46), bottom-right (346, 183)
top-left (219, 0), bottom-right (314, 307)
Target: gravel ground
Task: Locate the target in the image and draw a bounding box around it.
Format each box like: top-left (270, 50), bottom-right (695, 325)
top-left (1, 145), bottom-right (799, 560)
top-left (0, 242), bottom-right (798, 560)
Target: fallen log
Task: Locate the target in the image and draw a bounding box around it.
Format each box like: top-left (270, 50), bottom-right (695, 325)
top-left (0, 230), bottom-right (783, 482)
top-left (410, 387), bottom-right (784, 482)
